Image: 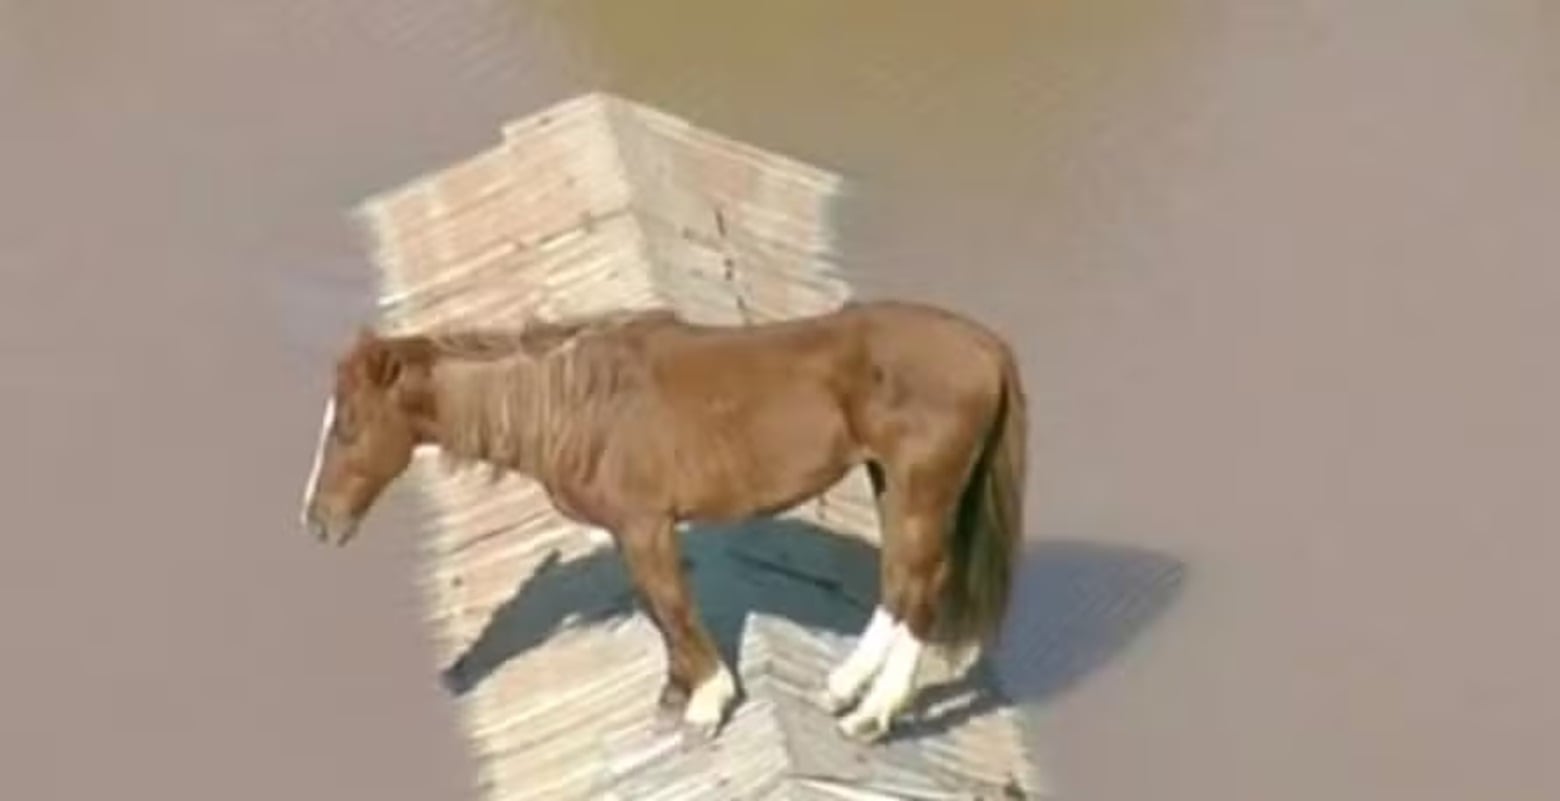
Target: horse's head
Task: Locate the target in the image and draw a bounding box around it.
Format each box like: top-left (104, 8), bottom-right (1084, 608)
top-left (301, 327), bottom-right (434, 545)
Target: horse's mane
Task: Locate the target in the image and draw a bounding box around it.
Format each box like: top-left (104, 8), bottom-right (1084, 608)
top-left (427, 308), bottom-right (673, 479)
top-left (426, 308), bottom-right (650, 357)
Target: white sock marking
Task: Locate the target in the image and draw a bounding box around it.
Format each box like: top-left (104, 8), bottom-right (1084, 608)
top-left (684, 661), bottom-right (736, 729)
top-left (840, 622), bottom-right (925, 737)
top-left (826, 607), bottom-right (897, 705)
top-left (300, 398), bottom-right (336, 525)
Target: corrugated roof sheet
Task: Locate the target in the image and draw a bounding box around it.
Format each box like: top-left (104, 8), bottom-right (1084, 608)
top-left (356, 91), bottom-right (1047, 799)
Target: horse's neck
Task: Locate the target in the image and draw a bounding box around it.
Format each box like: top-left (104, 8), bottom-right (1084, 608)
top-left (425, 328), bottom-right (639, 486)
top-left (428, 354), bottom-right (551, 478)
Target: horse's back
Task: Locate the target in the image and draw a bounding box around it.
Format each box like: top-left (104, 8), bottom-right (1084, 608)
top-left (624, 300), bottom-right (1012, 403)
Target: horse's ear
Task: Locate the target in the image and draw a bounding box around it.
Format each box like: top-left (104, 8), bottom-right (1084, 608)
top-left (360, 339), bottom-right (403, 388)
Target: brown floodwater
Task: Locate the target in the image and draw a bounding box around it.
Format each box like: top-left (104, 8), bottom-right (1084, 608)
top-left (1, 1), bottom-right (1556, 799)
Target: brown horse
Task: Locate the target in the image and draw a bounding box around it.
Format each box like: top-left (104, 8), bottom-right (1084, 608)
top-left (300, 299), bottom-right (1027, 742)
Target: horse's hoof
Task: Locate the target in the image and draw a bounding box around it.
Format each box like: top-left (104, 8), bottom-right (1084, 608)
top-left (657, 681), bottom-right (689, 710)
top-left (817, 686), bottom-right (858, 716)
top-left (837, 710), bottom-right (890, 743)
top-left (679, 718), bottom-right (723, 747)
top-left (651, 682), bottom-right (689, 733)
top-left (680, 703), bottom-right (729, 743)
top-left (679, 664), bottom-right (735, 742)
top-left (679, 699), bottom-right (728, 746)
top-left (652, 705), bottom-right (684, 735)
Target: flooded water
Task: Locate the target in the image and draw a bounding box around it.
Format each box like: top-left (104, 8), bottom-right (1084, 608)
top-left (2, 1), bottom-right (1557, 799)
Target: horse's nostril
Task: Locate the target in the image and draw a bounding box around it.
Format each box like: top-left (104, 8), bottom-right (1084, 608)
top-left (335, 519), bottom-right (361, 547)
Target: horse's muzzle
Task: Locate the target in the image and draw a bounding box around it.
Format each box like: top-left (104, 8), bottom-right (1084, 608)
top-left (306, 517), bottom-right (327, 543)
top-left (303, 506), bottom-right (358, 547)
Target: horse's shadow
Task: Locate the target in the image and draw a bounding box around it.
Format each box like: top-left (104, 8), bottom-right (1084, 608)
top-left (438, 518), bottom-right (880, 697)
top-left (882, 537), bottom-right (1189, 743)
top-left (439, 517), bottom-right (1187, 740)
top-left (993, 538), bottom-right (1189, 703)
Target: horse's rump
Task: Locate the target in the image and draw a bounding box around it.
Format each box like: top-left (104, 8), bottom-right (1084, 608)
top-left (632, 301), bottom-right (1027, 648)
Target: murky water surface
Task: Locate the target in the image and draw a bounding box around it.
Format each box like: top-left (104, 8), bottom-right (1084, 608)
top-left (1, 2), bottom-right (1557, 799)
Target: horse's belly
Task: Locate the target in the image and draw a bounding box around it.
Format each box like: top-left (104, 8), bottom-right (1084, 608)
top-left (676, 413), bottom-right (858, 522)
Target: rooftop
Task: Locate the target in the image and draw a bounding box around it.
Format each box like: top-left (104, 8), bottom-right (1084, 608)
top-left (357, 92), bottom-right (1047, 800)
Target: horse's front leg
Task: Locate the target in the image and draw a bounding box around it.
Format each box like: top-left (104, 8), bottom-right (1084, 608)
top-left (614, 516), bottom-right (737, 740)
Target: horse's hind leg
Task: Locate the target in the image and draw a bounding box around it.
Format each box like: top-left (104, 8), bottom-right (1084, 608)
top-left (822, 607), bottom-right (897, 714)
top-left (836, 511), bottom-right (944, 740)
top-left (823, 463), bottom-right (900, 713)
top-left (837, 451), bottom-right (970, 741)
top-left (615, 517), bottom-right (736, 740)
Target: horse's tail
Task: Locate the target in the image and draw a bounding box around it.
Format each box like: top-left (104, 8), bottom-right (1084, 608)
top-left (939, 345), bottom-right (1028, 657)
